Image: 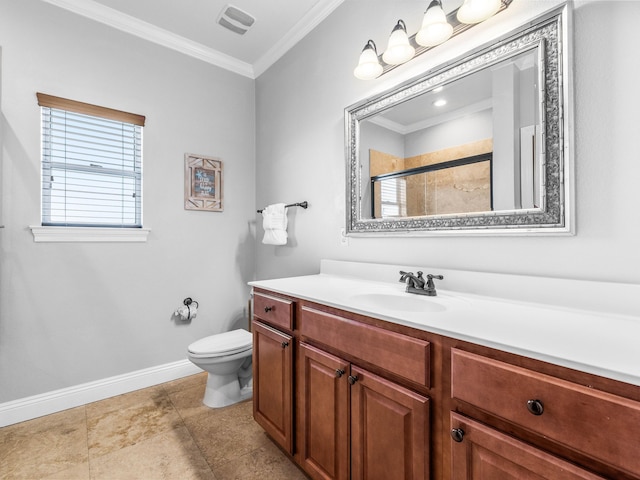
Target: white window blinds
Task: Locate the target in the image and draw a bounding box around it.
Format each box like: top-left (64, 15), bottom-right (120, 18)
top-left (380, 177), bottom-right (407, 217)
top-left (37, 93), bottom-right (145, 228)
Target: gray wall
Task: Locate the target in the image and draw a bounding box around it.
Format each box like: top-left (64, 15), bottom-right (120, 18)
top-left (255, 0), bottom-right (640, 284)
top-left (404, 109), bottom-right (493, 158)
top-left (0, 0), bottom-right (256, 402)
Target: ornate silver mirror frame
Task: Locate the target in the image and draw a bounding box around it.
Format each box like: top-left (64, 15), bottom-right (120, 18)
top-left (345, 5), bottom-right (573, 236)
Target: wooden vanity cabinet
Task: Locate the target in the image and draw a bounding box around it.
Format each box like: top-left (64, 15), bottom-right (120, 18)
top-left (252, 290), bottom-right (295, 454)
top-left (253, 290), bottom-right (293, 330)
top-left (298, 305), bottom-right (432, 480)
top-left (448, 346), bottom-right (640, 480)
top-left (251, 287), bottom-right (640, 480)
top-left (298, 343), bottom-right (350, 480)
top-left (299, 342), bottom-right (431, 480)
top-left (252, 320), bottom-right (294, 453)
top-left (350, 364), bottom-right (430, 480)
top-left (449, 412), bottom-right (604, 479)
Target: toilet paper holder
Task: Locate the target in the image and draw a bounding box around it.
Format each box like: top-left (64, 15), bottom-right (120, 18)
top-left (181, 297), bottom-right (199, 320)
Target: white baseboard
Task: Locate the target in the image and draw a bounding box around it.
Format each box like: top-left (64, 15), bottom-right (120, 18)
top-left (0, 359), bottom-right (202, 427)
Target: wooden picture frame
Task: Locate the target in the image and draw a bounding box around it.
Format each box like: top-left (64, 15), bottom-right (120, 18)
top-left (184, 153), bottom-right (223, 212)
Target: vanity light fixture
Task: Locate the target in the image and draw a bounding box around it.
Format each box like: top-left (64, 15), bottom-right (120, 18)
top-left (416, 0), bottom-right (453, 47)
top-left (457, 0), bottom-right (501, 24)
top-left (382, 20), bottom-right (415, 65)
top-left (353, 0), bottom-right (513, 80)
top-left (354, 40), bottom-right (383, 80)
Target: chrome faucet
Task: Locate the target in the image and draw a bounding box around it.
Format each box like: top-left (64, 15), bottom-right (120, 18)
top-left (399, 271), bottom-right (444, 296)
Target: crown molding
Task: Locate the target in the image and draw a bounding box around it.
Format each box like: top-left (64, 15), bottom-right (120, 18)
top-left (42, 0), bottom-right (255, 78)
top-left (42, 0), bottom-right (345, 80)
top-left (253, 0), bottom-right (345, 78)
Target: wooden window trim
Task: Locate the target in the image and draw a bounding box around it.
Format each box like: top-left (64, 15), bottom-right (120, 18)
top-left (36, 93), bottom-right (145, 126)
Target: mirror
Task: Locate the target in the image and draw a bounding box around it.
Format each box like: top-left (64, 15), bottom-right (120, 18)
top-left (346, 6), bottom-right (572, 235)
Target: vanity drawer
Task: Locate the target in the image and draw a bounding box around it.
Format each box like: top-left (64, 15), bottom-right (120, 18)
top-left (253, 291), bottom-right (293, 331)
top-left (300, 306), bottom-right (430, 387)
top-left (451, 348), bottom-right (640, 475)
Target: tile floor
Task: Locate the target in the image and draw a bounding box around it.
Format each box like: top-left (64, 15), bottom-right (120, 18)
top-left (0, 373), bottom-right (309, 479)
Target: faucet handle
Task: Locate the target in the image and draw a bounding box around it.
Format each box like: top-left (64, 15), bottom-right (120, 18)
top-left (398, 270), bottom-right (413, 282)
top-left (424, 274), bottom-right (444, 296)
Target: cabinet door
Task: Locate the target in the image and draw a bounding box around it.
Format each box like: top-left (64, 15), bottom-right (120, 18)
top-left (299, 343), bottom-right (350, 480)
top-left (450, 413), bottom-right (605, 480)
top-left (351, 366), bottom-right (430, 480)
top-left (252, 320), bottom-right (294, 453)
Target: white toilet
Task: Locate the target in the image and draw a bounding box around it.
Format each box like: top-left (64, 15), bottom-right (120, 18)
top-left (187, 329), bottom-right (253, 408)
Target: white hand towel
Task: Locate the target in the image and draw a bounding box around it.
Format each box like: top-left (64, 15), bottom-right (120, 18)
top-left (262, 203), bottom-right (288, 245)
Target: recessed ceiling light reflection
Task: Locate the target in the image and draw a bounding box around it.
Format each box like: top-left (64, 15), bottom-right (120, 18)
top-left (433, 99), bottom-right (447, 107)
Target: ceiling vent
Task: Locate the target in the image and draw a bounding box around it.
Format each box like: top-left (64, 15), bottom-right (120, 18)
top-left (217, 4), bottom-right (255, 35)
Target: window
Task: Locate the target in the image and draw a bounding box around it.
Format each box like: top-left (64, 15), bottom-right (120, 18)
top-left (379, 177), bottom-right (407, 218)
top-left (37, 93), bottom-right (145, 228)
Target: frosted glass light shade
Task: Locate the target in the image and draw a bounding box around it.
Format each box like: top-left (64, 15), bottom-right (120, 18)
top-left (457, 0), bottom-right (501, 24)
top-left (354, 40), bottom-right (383, 80)
top-left (382, 20), bottom-right (415, 65)
top-left (416, 0), bottom-right (453, 47)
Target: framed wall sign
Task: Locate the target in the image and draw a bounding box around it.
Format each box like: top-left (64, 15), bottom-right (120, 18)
top-left (184, 153), bottom-right (223, 212)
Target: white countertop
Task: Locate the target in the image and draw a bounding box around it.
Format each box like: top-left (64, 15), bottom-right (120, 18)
top-left (250, 261), bottom-right (640, 387)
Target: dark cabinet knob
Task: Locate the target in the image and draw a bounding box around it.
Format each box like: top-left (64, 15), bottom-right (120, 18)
top-left (451, 428), bottom-right (465, 443)
top-left (281, 341), bottom-right (289, 348)
top-left (527, 399), bottom-right (544, 416)
top-left (335, 369), bottom-right (345, 378)
top-left (264, 306), bottom-right (273, 313)
top-left (348, 375), bottom-right (359, 385)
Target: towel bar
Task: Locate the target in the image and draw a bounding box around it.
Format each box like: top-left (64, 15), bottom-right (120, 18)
top-left (257, 201), bottom-right (308, 213)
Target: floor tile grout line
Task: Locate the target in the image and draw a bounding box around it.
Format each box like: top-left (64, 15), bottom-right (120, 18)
top-left (84, 405), bottom-right (92, 480)
top-left (163, 383), bottom-right (221, 478)
top-left (162, 382), bottom-right (274, 476)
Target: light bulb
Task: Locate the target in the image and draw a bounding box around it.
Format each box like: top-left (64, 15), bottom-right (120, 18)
top-left (457, 0), bottom-right (501, 24)
top-left (382, 20), bottom-right (415, 65)
top-left (416, 0), bottom-right (453, 47)
top-left (353, 40), bottom-right (383, 80)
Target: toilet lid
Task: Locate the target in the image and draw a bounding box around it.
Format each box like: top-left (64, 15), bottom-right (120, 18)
top-left (188, 329), bottom-right (252, 357)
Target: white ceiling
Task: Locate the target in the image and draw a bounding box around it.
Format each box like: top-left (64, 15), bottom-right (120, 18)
top-left (370, 47), bottom-right (538, 134)
top-left (41, 0), bottom-right (345, 79)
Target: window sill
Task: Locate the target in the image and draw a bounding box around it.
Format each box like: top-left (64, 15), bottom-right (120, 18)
top-left (30, 226), bottom-right (151, 243)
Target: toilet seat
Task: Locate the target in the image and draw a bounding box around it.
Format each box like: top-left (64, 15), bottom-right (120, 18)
top-left (188, 329), bottom-right (252, 359)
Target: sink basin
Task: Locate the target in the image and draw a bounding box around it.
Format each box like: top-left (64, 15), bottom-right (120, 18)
top-left (348, 292), bottom-right (447, 313)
